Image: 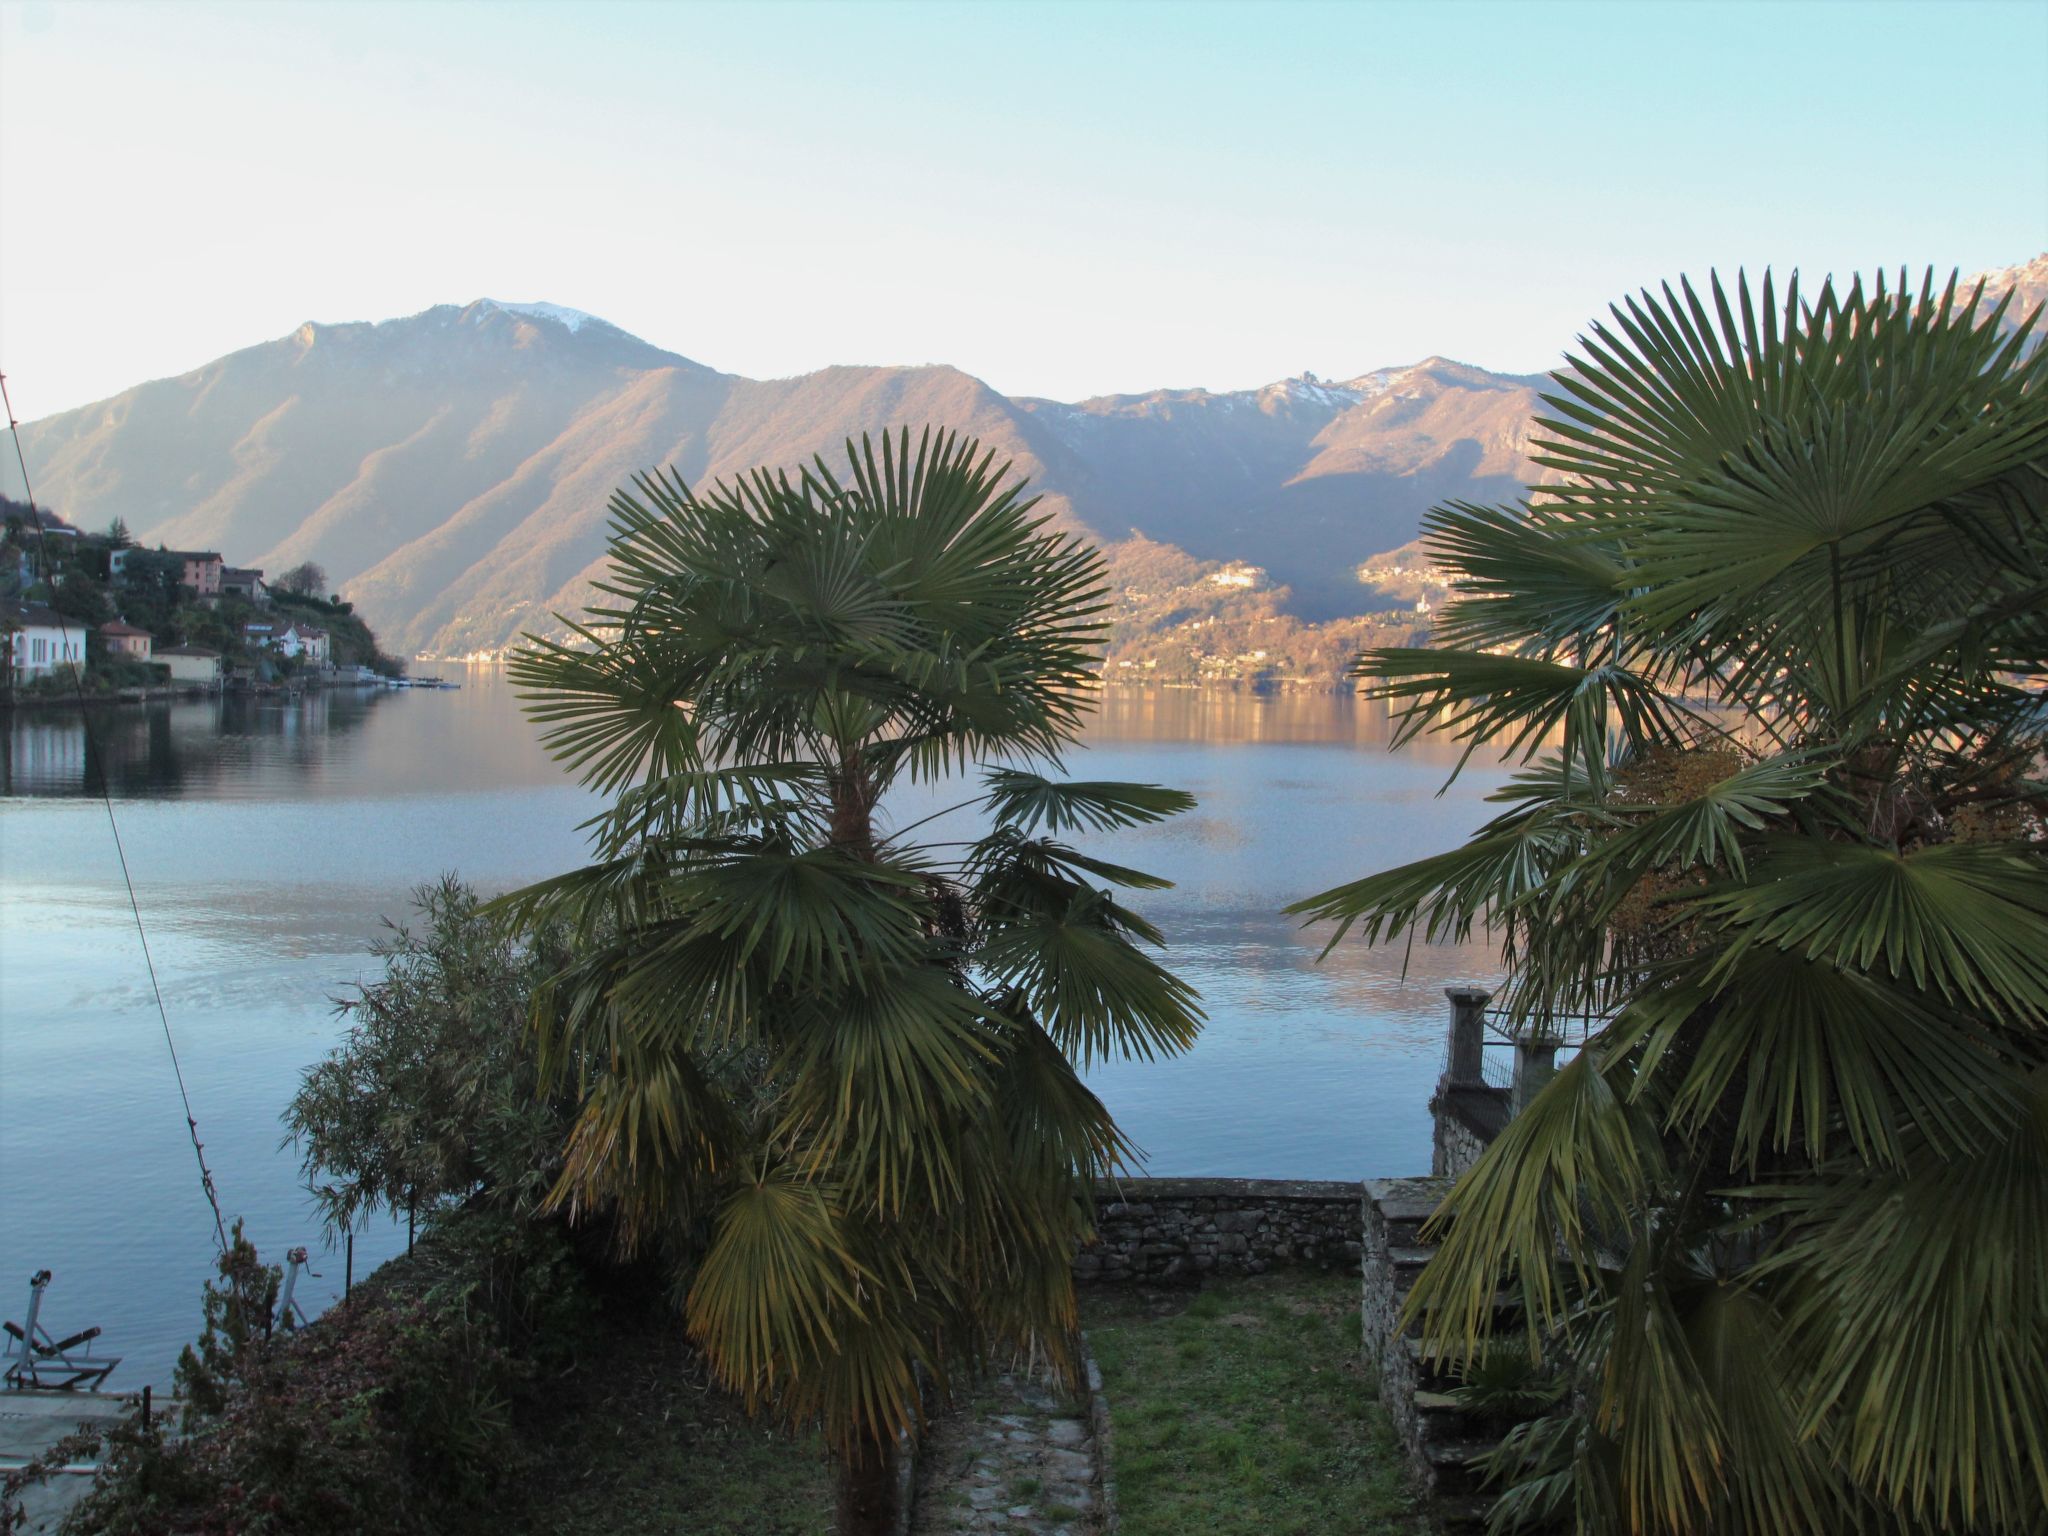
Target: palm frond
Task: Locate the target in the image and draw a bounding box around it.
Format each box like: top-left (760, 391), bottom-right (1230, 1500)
top-left (1358, 647), bottom-right (1692, 786)
top-left (1748, 1070), bottom-right (2048, 1532)
top-left (1701, 839), bottom-right (2048, 1024)
top-left (1408, 1052), bottom-right (1663, 1354)
top-left (686, 1159), bottom-right (867, 1411)
top-left (977, 888), bottom-right (1203, 1067)
top-left (981, 769), bottom-right (1195, 835)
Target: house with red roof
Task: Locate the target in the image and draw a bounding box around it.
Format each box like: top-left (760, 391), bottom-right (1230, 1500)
top-left (100, 620), bottom-right (154, 661)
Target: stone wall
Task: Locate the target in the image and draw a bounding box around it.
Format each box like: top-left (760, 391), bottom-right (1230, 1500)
top-left (1074, 1177), bottom-right (1362, 1284)
top-left (1360, 1177), bottom-right (1451, 1444)
top-left (1431, 1106), bottom-right (1487, 1180)
top-left (1362, 1176), bottom-right (1497, 1529)
top-left (1430, 1084), bottom-right (1507, 1178)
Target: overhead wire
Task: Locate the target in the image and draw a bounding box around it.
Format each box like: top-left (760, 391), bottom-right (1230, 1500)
top-left (2, 369), bottom-right (231, 1257)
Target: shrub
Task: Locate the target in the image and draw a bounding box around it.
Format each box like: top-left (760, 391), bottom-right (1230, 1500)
top-left (282, 877), bottom-right (584, 1235)
top-left (50, 1210), bottom-right (592, 1536)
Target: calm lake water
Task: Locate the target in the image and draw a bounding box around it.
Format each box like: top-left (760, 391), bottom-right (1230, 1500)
top-left (0, 672), bottom-right (1506, 1388)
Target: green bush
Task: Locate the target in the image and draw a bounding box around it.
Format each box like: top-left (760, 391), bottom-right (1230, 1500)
top-left (52, 1210), bottom-right (592, 1536)
top-left (282, 877), bottom-right (585, 1233)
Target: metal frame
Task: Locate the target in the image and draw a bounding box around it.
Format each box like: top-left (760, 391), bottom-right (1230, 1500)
top-left (276, 1247), bottom-right (318, 1331)
top-left (3, 1271), bottom-right (120, 1391)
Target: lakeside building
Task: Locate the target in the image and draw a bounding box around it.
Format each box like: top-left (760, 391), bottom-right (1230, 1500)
top-left (155, 645), bottom-right (223, 687)
top-left (281, 622), bottom-right (330, 664)
top-left (100, 620), bottom-right (154, 661)
top-left (242, 619), bottom-right (330, 664)
top-left (4, 603), bottom-right (88, 681)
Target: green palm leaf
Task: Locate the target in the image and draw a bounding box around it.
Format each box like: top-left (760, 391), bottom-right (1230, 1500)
top-left (977, 888), bottom-right (1202, 1066)
top-left (1582, 753), bottom-right (1828, 883)
top-left (686, 1160), bottom-right (866, 1404)
top-left (1701, 839), bottom-right (2048, 1022)
top-left (1622, 953), bottom-right (2028, 1168)
top-left (1358, 647), bottom-right (1691, 783)
top-left (1311, 266), bottom-right (2048, 1533)
top-left (1748, 1071), bottom-right (2048, 1531)
top-left (981, 768), bottom-right (1196, 835)
top-left (1409, 1052), bottom-right (1661, 1351)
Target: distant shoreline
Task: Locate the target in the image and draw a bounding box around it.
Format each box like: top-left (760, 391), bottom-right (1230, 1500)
top-left (421, 658), bottom-right (1370, 697)
top-left (1094, 677), bottom-right (1365, 695)
top-left (0, 677), bottom-right (391, 711)
top-left (3, 675), bottom-right (1362, 711)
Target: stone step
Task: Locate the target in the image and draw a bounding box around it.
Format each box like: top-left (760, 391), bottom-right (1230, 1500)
top-left (1426, 1436), bottom-right (1501, 1469)
top-left (1412, 1388), bottom-right (1472, 1428)
top-left (1399, 1336), bottom-right (1528, 1394)
top-left (1436, 1492), bottom-right (1498, 1532)
top-left (1402, 1337), bottom-right (1465, 1393)
top-left (1390, 1289), bottom-right (1525, 1339)
top-left (1426, 1436), bottom-right (1502, 1497)
top-left (1365, 1177), bottom-right (1455, 1247)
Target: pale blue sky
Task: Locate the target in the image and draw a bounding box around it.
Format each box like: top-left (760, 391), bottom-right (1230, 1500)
top-left (2, 0), bottom-right (2043, 419)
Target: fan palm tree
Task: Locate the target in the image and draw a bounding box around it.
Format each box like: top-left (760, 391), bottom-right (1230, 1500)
top-left (494, 428), bottom-right (1201, 1533)
top-left (1291, 270), bottom-right (2048, 1534)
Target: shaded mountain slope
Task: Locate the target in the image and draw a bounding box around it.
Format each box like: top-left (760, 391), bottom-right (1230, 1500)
top-left (367, 362), bottom-right (1076, 656)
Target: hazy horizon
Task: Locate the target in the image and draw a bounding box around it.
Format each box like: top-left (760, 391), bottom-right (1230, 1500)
top-left (3, 0), bottom-right (2047, 421)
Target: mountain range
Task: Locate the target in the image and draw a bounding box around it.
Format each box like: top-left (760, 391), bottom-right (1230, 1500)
top-left (8, 256), bottom-right (2043, 661)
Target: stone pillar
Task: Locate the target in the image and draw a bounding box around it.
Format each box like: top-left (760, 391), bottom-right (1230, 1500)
top-left (1443, 986), bottom-right (1492, 1088)
top-left (1512, 1036), bottom-right (1558, 1115)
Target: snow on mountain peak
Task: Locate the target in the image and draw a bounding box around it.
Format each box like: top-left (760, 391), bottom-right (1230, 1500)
top-left (480, 300), bottom-right (601, 333)
top-left (1274, 373), bottom-right (1363, 409)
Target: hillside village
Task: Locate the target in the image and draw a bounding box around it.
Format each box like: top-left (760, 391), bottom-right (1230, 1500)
top-left (1101, 536), bottom-right (1430, 687)
top-left (1, 497), bottom-right (401, 701)
top-left (3, 492), bottom-right (1438, 697)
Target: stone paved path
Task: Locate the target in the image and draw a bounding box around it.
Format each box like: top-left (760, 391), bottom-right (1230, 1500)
top-left (909, 1369), bottom-right (1101, 1535)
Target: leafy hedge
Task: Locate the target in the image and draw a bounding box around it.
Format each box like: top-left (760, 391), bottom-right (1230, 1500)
top-left (49, 1211), bottom-right (591, 1535)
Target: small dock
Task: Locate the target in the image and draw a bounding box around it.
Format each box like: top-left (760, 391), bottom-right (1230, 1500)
top-left (0, 1389), bottom-right (151, 1532)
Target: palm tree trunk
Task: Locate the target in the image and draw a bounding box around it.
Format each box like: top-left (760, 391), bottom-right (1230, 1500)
top-left (829, 747), bottom-right (880, 860)
top-left (834, 1433), bottom-right (901, 1536)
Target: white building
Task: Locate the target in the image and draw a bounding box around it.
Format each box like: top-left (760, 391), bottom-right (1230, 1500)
top-left (242, 619), bottom-right (330, 665)
top-left (278, 622), bottom-right (330, 664)
top-left (1209, 562), bottom-right (1265, 590)
top-left (5, 604), bottom-right (88, 681)
top-left (155, 645), bottom-right (223, 687)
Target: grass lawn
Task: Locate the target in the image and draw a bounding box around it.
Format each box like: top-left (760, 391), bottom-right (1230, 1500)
top-left (1083, 1270), bottom-right (1427, 1536)
top-left (503, 1302), bottom-right (833, 1535)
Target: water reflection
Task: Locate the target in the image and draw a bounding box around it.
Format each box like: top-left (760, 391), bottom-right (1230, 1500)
top-left (1089, 684), bottom-right (1419, 748)
top-left (7, 680), bottom-right (1499, 801)
top-left (3, 690), bottom-right (387, 799)
top-left (2, 670), bottom-right (1509, 1387)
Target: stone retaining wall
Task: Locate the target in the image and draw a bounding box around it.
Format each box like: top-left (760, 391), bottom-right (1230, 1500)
top-left (1075, 1177), bottom-right (1363, 1284)
top-left (1361, 1177), bottom-right (1451, 1450)
top-left (1431, 1084), bottom-right (1507, 1178)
